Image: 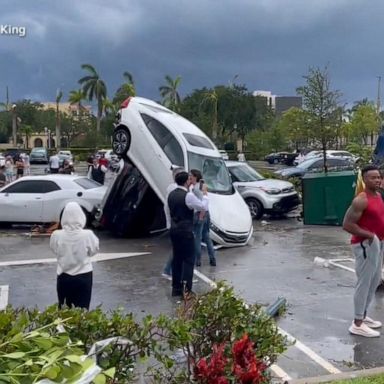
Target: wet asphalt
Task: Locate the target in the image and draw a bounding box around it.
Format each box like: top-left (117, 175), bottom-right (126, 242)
top-left (1, 163), bottom-right (384, 380)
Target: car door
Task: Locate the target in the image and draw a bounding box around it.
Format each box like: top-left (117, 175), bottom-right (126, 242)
top-left (0, 180), bottom-right (46, 222)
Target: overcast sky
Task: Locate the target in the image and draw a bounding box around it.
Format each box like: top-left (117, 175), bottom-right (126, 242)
top-left (1, 0), bottom-right (384, 107)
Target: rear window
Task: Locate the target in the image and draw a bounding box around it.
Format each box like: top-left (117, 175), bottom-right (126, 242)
top-left (74, 178), bottom-right (101, 189)
top-left (183, 133), bottom-right (214, 149)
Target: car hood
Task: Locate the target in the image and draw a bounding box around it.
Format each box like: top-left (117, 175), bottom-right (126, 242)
top-left (234, 179), bottom-right (294, 190)
top-left (208, 190), bottom-right (252, 233)
top-left (275, 167), bottom-right (303, 176)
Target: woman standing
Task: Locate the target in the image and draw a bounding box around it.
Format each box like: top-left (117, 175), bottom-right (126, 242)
top-left (50, 202), bottom-right (99, 309)
top-left (4, 156), bottom-right (14, 184)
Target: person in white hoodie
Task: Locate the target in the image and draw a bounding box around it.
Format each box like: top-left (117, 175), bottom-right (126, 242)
top-left (50, 201), bottom-right (99, 310)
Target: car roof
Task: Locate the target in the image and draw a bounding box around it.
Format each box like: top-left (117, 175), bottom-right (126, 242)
top-left (225, 160), bottom-right (246, 167)
top-left (15, 175), bottom-right (83, 182)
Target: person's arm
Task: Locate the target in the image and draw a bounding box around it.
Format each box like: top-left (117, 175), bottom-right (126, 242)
top-left (186, 187), bottom-right (209, 211)
top-left (87, 166), bottom-right (93, 179)
top-left (343, 194), bottom-right (374, 241)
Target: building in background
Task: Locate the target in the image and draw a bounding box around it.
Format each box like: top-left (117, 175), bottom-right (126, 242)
top-left (253, 90), bottom-right (302, 115)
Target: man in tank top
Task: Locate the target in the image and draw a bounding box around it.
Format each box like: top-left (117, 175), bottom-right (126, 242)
top-left (343, 165), bottom-right (384, 337)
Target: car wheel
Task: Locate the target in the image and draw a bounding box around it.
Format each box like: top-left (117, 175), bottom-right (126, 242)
top-left (112, 127), bottom-right (131, 157)
top-left (273, 158), bottom-right (279, 164)
top-left (245, 198), bottom-right (263, 220)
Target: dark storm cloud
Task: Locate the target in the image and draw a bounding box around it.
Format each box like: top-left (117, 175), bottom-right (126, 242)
top-left (1, 0), bottom-right (383, 105)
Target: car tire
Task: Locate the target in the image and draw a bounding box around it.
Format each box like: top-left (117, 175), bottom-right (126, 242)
top-left (245, 198), bottom-right (263, 220)
top-left (273, 158), bottom-right (279, 164)
top-left (112, 127), bottom-right (131, 157)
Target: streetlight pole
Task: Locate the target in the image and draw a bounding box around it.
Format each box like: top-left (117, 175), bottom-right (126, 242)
top-left (11, 104), bottom-right (17, 146)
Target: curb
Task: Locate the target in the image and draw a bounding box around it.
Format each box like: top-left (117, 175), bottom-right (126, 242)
top-left (287, 366), bottom-right (384, 384)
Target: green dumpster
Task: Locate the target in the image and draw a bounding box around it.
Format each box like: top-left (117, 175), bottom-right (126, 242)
top-left (302, 171), bottom-right (357, 226)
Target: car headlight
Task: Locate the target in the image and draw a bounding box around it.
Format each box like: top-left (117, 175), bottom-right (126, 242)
top-left (210, 222), bottom-right (220, 233)
top-left (260, 187), bottom-right (282, 195)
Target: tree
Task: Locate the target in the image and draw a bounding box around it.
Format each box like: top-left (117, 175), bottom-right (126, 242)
top-left (78, 64), bottom-right (107, 133)
top-left (19, 124), bottom-right (33, 149)
top-left (201, 89), bottom-right (219, 140)
top-left (297, 66), bottom-right (342, 172)
top-left (277, 107), bottom-right (311, 150)
top-left (159, 75), bottom-right (182, 112)
top-left (348, 103), bottom-right (378, 145)
top-left (113, 71), bottom-right (136, 105)
top-left (55, 89), bottom-right (63, 149)
top-left (68, 89), bottom-right (85, 111)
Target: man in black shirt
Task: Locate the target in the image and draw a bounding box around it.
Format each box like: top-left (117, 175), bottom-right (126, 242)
top-left (168, 171), bottom-right (208, 297)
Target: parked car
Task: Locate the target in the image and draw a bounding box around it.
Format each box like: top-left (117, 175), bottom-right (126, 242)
top-left (293, 150), bottom-right (358, 165)
top-left (58, 150), bottom-right (73, 161)
top-left (30, 147), bottom-right (49, 164)
top-left (275, 157), bottom-right (354, 178)
top-left (218, 150), bottom-right (229, 160)
top-left (264, 152), bottom-right (296, 165)
top-left (0, 175), bottom-right (107, 224)
top-left (226, 161), bottom-right (300, 219)
top-left (107, 96), bottom-right (253, 246)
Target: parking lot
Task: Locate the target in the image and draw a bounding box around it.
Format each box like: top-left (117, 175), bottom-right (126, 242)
top-left (2, 211), bottom-right (384, 381)
top-left (1, 161), bottom-right (384, 381)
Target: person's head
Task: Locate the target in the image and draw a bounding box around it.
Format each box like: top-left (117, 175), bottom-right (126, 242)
top-left (63, 160), bottom-right (69, 167)
top-left (172, 167), bottom-right (184, 181)
top-left (61, 201), bottom-right (86, 230)
top-left (174, 171), bottom-right (190, 188)
top-left (362, 165), bottom-right (381, 192)
top-left (189, 169), bottom-right (202, 185)
top-left (93, 157), bottom-right (98, 165)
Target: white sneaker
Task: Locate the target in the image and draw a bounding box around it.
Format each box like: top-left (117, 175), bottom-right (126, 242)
top-left (349, 322), bottom-right (380, 337)
top-left (161, 273), bottom-right (172, 281)
top-left (363, 316), bottom-right (382, 329)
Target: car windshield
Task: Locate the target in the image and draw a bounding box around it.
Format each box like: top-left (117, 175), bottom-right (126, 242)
top-left (229, 164), bottom-right (265, 182)
top-left (74, 178), bottom-right (101, 189)
top-left (32, 148), bottom-right (46, 153)
top-left (298, 158), bottom-right (320, 169)
top-left (188, 152), bottom-right (233, 194)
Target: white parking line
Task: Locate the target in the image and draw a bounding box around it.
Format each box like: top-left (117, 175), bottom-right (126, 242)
top-left (193, 269), bottom-right (342, 375)
top-left (270, 364), bottom-right (292, 381)
top-left (0, 252), bottom-right (151, 267)
top-left (0, 285), bottom-right (9, 310)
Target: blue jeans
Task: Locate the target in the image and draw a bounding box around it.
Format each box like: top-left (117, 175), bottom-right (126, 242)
top-left (163, 254), bottom-right (172, 275)
top-left (193, 214), bottom-right (204, 265)
top-left (202, 214), bottom-right (216, 262)
top-left (194, 212), bottom-right (216, 264)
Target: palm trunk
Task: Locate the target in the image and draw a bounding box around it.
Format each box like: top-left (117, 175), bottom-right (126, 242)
top-left (56, 104), bottom-right (61, 150)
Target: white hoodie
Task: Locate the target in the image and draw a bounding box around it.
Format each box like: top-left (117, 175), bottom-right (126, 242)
top-left (50, 202), bottom-right (99, 276)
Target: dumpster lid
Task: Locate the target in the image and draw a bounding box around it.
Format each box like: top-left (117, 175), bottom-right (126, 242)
top-left (302, 170), bottom-right (357, 179)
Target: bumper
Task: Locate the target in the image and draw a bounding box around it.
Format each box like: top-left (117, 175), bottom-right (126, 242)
top-left (265, 193), bottom-right (300, 213)
top-left (210, 222), bottom-right (253, 247)
top-left (30, 158), bottom-right (48, 163)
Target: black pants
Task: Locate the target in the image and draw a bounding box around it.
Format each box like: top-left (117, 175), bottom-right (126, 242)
top-left (57, 271), bottom-right (93, 310)
top-left (170, 230), bottom-right (195, 295)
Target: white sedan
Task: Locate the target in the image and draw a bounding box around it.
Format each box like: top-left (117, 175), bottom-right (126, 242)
top-left (0, 175), bottom-right (107, 224)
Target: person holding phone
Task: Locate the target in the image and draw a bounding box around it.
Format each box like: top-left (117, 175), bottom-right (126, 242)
top-left (189, 169), bottom-right (216, 267)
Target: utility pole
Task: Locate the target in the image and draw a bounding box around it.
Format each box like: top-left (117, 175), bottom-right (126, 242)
top-left (376, 76), bottom-right (382, 145)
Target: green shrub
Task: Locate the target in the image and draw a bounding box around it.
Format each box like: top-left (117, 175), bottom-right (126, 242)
top-left (0, 282), bottom-right (288, 383)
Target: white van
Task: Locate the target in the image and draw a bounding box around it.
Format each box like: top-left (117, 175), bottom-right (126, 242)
top-left (101, 97), bottom-right (252, 246)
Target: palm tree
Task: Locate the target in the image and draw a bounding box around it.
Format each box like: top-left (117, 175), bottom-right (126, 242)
top-left (68, 89), bottom-right (85, 112)
top-left (20, 124), bottom-right (33, 149)
top-left (55, 89), bottom-right (63, 149)
top-left (78, 64), bottom-right (107, 133)
top-left (113, 71), bottom-right (136, 105)
top-left (102, 97), bottom-right (118, 117)
top-left (159, 75), bottom-right (182, 112)
top-left (201, 89), bottom-right (219, 139)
